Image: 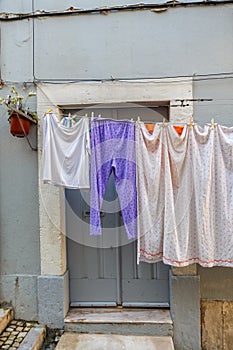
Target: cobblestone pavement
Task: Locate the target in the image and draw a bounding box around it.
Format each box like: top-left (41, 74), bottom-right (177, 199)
top-left (0, 319), bottom-right (33, 349)
top-left (40, 328), bottom-right (63, 350)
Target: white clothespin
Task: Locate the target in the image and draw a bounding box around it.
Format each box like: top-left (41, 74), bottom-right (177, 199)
top-left (211, 118), bottom-right (215, 130)
top-left (68, 113), bottom-right (72, 127)
top-left (137, 116), bottom-right (141, 122)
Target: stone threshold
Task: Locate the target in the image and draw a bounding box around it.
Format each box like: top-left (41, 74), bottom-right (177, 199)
top-left (64, 308), bottom-right (173, 336)
top-left (65, 307), bottom-right (172, 324)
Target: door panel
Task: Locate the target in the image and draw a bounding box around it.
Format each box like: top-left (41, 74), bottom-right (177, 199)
top-left (66, 173), bottom-right (121, 305)
top-left (69, 242), bottom-right (118, 305)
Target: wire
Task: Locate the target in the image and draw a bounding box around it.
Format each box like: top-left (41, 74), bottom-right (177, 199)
top-left (14, 113), bottom-right (37, 151)
top-left (31, 72), bottom-right (233, 84)
top-left (1, 1), bottom-right (233, 21)
top-left (2, 72), bottom-right (233, 86)
top-left (32, 0), bottom-right (36, 83)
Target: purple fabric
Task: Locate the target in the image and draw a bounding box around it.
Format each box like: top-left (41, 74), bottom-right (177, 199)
top-left (90, 118), bottom-right (137, 239)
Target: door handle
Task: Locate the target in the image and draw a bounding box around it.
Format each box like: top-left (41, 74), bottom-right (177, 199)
top-left (83, 211), bottom-right (105, 217)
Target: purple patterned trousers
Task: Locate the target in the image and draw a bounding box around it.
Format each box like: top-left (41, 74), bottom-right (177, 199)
top-left (90, 118), bottom-right (137, 239)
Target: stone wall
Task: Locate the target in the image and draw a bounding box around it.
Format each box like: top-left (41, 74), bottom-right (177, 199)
top-left (201, 301), bottom-right (233, 350)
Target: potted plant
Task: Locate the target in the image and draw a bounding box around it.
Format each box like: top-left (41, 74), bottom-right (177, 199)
top-left (0, 86), bottom-right (38, 137)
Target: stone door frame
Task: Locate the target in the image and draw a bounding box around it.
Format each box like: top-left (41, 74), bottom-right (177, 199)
top-left (36, 79), bottom-right (200, 347)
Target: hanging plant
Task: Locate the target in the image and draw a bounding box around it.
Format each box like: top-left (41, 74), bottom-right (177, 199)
top-left (0, 86), bottom-right (38, 137)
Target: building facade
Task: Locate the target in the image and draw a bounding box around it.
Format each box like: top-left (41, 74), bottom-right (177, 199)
top-left (0, 1), bottom-right (233, 349)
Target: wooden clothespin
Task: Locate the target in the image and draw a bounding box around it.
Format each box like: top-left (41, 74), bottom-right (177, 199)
top-left (137, 116), bottom-right (141, 122)
top-left (189, 116), bottom-right (195, 129)
top-left (211, 118), bottom-right (215, 130)
top-left (162, 118), bottom-right (166, 127)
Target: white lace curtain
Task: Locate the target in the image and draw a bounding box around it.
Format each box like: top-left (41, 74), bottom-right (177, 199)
top-left (137, 123), bottom-right (233, 267)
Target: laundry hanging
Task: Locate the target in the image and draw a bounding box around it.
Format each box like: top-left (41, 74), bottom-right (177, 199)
top-left (42, 113), bottom-right (90, 189)
top-left (42, 112), bottom-right (233, 267)
top-left (90, 118), bottom-right (137, 239)
top-left (137, 122), bottom-right (233, 267)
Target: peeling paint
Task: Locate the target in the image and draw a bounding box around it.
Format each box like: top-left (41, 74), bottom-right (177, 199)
top-left (0, 1), bottom-right (232, 21)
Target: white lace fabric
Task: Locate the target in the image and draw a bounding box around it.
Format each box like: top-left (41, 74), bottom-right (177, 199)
top-left (137, 123), bottom-right (233, 267)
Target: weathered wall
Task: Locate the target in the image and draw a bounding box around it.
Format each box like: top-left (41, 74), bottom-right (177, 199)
top-left (1, 5), bottom-right (233, 81)
top-left (0, 84), bottom-right (40, 320)
top-left (201, 301), bottom-right (233, 350)
top-left (199, 268), bottom-right (233, 350)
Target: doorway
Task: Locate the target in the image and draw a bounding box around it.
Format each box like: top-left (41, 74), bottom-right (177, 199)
top-left (65, 104), bottom-right (170, 307)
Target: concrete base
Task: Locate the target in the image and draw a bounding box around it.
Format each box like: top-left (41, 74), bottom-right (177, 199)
top-left (170, 271), bottom-right (201, 350)
top-left (38, 270), bottom-right (69, 328)
top-left (0, 275), bottom-right (38, 321)
top-left (56, 333), bottom-right (175, 350)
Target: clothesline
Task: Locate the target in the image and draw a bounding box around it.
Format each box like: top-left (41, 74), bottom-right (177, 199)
top-left (49, 111), bottom-right (221, 128)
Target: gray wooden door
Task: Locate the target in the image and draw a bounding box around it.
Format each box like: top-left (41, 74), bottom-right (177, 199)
top-left (66, 105), bottom-right (170, 307)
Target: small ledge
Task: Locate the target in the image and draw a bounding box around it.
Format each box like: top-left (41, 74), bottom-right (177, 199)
top-left (65, 307), bottom-right (172, 324)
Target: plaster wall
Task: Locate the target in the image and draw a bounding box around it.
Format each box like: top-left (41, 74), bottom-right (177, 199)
top-left (1, 6), bottom-right (233, 82)
top-left (0, 84), bottom-right (39, 320)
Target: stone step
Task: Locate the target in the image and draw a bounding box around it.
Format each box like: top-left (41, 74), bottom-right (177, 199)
top-left (56, 333), bottom-right (175, 350)
top-left (18, 326), bottom-right (46, 350)
top-left (64, 308), bottom-right (173, 336)
top-left (0, 308), bottom-right (14, 334)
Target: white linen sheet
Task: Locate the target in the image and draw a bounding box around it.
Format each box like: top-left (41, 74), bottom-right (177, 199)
top-left (137, 123), bottom-right (233, 267)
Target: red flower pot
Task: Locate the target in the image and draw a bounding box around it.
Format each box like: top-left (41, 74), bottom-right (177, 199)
top-left (10, 113), bottom-right (31, 137)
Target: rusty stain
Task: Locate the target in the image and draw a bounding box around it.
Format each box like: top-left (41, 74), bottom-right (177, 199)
top-left (15, 276), bottom-right (19, 288)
